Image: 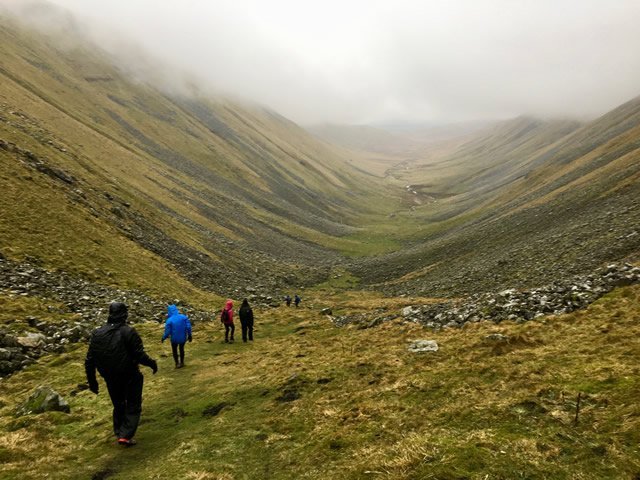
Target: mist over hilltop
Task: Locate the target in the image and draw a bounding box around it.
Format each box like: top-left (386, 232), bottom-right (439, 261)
top-left (3, 0), bottom-right (640, 126)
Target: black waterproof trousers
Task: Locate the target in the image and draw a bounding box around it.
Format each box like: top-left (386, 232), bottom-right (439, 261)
top-left (171, 342), bottom-right (185, 365)
top-left (105, 371), bottom-right (144, 440)
top-left (241, 320), bottom-right (254, 342)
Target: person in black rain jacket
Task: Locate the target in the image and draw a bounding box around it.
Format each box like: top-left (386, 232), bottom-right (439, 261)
top-left (85, 302), bottom-right (158, 446)
top-left (239, 298), bottom-right (254, 342)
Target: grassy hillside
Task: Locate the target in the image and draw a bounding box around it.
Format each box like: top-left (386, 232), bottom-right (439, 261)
top-left (354, 103), bottom-right (640, 296)
top-left (0, 16), bottom-right (398, 299)
top-left (1, 285), bottom-right (639, 479)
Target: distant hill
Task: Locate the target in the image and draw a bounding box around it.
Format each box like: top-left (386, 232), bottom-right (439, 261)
top-left (306, 121), bottom-right (493, 176)
top-left (354, 99), bottom-right (640, 295)
top-left (307, 123), bottom-right (418, 156)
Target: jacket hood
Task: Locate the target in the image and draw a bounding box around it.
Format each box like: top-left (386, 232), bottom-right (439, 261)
top-left (167, 304), bottom-right (179, 316)
top-left (225, 300), bottom-right (233, 310)
top-left (108, 302), bottom-right (128, 324)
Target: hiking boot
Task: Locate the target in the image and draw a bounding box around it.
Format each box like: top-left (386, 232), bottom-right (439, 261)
top-left (118, 438), bottom-right (137, 447)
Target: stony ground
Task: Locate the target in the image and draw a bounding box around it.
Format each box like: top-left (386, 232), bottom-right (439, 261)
top-left (335, 263), bottom-right (640, 330)
top-left (0, 255), bottom-right (218, 377)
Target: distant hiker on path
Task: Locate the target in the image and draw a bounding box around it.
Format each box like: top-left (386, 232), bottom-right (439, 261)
top-left (284, 295), bottom-right (292, 307)
top-left (162, 304), bottom-right (192, 368)
top-left (221, 299), bottom-right (235, 343)
top-left (294, 294), bottom-right (301, 308)
top-left (84, 302), bottom-right (158, 447)
top-left (239, 298), bottom-right (254, 342)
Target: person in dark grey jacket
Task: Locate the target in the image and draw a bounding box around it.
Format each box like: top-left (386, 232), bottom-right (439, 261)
top-left (239, 298), bottom-right (254, 342)
top-left (85, 302), bottom-right (157, 446)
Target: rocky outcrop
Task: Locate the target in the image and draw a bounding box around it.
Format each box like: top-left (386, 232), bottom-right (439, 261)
top-left (404, 263), bottom-right (640, 329)
top-left (334, 263), bottom-right (639, 329)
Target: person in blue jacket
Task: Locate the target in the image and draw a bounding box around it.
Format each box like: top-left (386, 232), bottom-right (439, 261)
top-left (162, 305), bottom-right (192, 368)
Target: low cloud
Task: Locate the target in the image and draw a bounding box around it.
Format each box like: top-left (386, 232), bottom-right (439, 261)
top-left (4, 0), bottom-right (640, 125)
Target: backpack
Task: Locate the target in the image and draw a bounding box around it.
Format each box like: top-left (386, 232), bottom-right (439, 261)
top-left (220, 308), bottom-right (229, 324)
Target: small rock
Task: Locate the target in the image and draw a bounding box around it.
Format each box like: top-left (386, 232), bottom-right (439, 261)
top-left (17, 385), bottom-right (70, 415)
top-left (402, 306), bottom-right (419, 317)
top-left (407, 339), bottom-right (439, 353)
top-left (485, 333), bottom-right (509, 342)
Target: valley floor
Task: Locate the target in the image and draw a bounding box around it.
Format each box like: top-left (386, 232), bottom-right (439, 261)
top-left (1, 286), bottom-right (639, 480)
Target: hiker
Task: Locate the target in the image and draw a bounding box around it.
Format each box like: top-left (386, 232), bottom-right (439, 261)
top-left (161, 304), bottom-right (192, 368)
top-left (239, 298), bottom-right (254, 342)
top-left (221, 299), bottom-right (235, 343)
top-left (84, 302), bottom-right (158, 447)
top-left (294, 294), bottom-right (301, 308)
top-left (284, 295), bottom-right (292, 307)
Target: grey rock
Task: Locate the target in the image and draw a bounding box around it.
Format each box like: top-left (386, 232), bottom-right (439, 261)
top-left (407, 339), bottom-right (439, 353)
top-left (17, 386), bottom-right (70, 415)
top-left (17, 333), bottom-right (46, 349)
top-left (0, 334), bottom-right (19, 348)
top-left (485, 333), bottom-right (509, 342)
top-left (402, 306), bottom-right (419, 317)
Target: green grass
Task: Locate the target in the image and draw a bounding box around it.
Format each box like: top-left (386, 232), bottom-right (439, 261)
top-left (1, 285), bottom-right (639, 479)
top-left (313, 268), bottom-right (361, 291)
top-left (0, 295), bottom-right (76, 335)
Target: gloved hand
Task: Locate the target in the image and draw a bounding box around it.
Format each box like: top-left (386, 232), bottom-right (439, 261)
top-left (89, 381), bottom-right (99, 395)
top-left (188, 334), bottom-right (192, 343)
top-left (150, 359), bottom-right (158, 374)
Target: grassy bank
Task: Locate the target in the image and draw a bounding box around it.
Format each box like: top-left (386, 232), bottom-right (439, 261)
top-left (1, 285), bottom-right (639, 479)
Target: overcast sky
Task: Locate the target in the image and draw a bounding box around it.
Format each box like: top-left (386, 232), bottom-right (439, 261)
top-left (8, 0), bottom-right (640, 125)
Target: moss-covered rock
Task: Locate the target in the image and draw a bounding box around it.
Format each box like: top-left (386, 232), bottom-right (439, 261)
top-left (16, 385), bottom-right (70, 416)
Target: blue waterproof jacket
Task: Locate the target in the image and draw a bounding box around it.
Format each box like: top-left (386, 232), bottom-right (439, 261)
top-left (162, 305), bottom-right (192, 344)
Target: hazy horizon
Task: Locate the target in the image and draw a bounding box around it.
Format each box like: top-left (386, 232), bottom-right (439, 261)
top-left (3, 0), bottom-right (640, 126)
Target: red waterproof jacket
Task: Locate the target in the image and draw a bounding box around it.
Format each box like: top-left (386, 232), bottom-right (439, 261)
top-left (221, 300), bottom-right (234, 325)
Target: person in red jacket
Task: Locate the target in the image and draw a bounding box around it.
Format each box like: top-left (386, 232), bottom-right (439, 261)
top-left (221, 299), bottom-right (235, 343)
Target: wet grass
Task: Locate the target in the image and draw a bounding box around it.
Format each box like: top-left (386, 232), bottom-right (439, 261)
top-left (0, 285), bottom-right (639, 479)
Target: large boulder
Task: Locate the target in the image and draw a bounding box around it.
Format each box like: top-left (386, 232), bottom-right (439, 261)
top-left (17, 386), bottom-right (70, 415)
